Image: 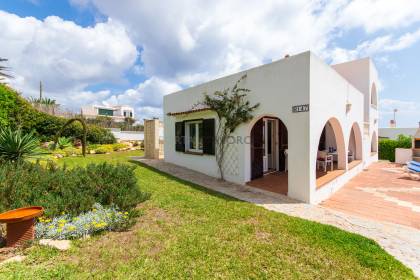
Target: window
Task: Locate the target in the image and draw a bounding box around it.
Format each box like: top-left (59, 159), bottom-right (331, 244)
top-left (98, 108), bottom-right (113, 116)
top-left (123, 111), bottom-right (127, 117)
top-left (130, 112), bottom-right (133, 118)
top-left (185, 120), bottom-right (203, 153)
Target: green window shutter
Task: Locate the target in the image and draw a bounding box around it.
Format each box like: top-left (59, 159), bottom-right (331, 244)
top-left (175, 121), bottom-right (185, 152)
top-left (202, 119), bottom-right (215, 155)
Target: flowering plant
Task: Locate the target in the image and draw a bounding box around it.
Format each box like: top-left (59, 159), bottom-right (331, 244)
top-left (36, 203), bottom-right (131, 240)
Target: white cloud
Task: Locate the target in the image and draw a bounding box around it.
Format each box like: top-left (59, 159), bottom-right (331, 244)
top-left (81, 0), bottom-right (343, 85)
top-left (338, 0), bottom-right (420, 33)
top-left (330, 28), bottom-right (420, 63)
top-left (103, 77), bottom-right (181, 119)
top-left (3, 1), bottom-right (420, 123)
top-left (380, 98), bottom-right (419, 114)
top-left (0, 10), bottom-right (137, 104)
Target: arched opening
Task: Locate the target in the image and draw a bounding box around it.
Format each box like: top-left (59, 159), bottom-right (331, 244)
top-left (348, 122), bottom-right (363, 169)
top-left (371, 83), bottom-right (377, 107)
top-left (371, 131), bottom-right (378, 154)
top-left (248, 116), bottom-right (288, 195)
top-left (316, 118), bottom-right (346, 188)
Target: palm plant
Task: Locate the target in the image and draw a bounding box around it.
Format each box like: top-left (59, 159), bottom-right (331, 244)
top-left (0, 58), bottom-right (13, 81)
top-left (0, 127), bottom-right (43, 162)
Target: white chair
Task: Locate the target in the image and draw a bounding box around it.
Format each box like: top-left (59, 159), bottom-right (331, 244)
top-left (317, 151), bottom-right (333, 172)
top-left (348, 150), bottom-right (354, 162)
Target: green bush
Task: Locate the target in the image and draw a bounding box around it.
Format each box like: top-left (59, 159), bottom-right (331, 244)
top-left (62, 147), bottom-right (82, 157)
top-left (112, 143), bottom-right (129, 151)
top-left (0, 84), bottom-right (116, 144)
top-left (95, 145), bottom-right (114, 154)
top-left (56, 137), bottom-right (72, 149)
top-left (0, 161), bottom-right (149, 217)
top-left (379, 134), bottom-right (412, 162)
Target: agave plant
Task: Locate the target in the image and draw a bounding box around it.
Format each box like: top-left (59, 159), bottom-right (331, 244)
top-left (56, 136), bottom-right (72, 149)
top-left (0, 127), bottom-right (44, 162)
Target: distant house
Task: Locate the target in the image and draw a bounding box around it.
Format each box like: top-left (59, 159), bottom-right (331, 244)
top-left (163, 51), bottom-right (379, 204)
top-left (81, 105), bottom-right (134, 122)
top-left (379, 127), bottom-right (419, 140)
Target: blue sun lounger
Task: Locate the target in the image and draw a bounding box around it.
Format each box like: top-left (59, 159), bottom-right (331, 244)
top-left (405, 161), bottom-right (420, 180)
top-left (408, 160), bottom-right (420, 167)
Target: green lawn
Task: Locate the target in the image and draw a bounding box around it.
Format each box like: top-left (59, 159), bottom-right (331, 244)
top-left (0, 151), bottom-right (415, 279)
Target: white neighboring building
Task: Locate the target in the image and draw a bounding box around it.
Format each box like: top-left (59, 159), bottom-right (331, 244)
top-left (163, 51), bottom-right (379, 204)
top-left (81, 105), bottom-right (134, 122)
top-left (379, 127), bottom-right (419, 140)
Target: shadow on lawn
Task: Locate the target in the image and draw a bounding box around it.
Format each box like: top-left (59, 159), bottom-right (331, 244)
top-left (129, 160), bottom-right (241, 203)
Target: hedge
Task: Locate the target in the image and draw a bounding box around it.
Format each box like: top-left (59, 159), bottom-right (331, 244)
top-left (378, 134), bottom-right (412, 162)
top-left (0, 84), bottom-right (116, 144)
top-left (0, 161), bottom-right (149, 217)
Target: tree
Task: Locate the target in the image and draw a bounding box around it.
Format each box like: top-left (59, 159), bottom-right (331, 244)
top-left (0, 58), bottom-right (13, 81)
top-left (196, 74), bottom-right (259, 180)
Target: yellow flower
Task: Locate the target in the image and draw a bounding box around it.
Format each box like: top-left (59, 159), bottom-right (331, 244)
top-left (48, 225), bottom-right (54, 229)
top-left (57, 229), bottom-right (62, 233)
top-left (124, 212), bottom-right (128, 215)
top-left (68, 226), bottom-right (76, 231)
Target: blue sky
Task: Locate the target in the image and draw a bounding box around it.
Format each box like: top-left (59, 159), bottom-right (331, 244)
top-left (0, 0), bottom-right (419, 127)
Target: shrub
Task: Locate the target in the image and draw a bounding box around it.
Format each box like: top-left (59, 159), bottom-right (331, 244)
top-left (0, 127), bottom-right (44, 162)
top-left (0, 84), bottom-right (116, 144)
top-left (112, 143), bottom-right (129, 151)
top-left (0, 161), bottom-right (149, 217)
top-left (62, 147), bottom-right (82, 157)
top-left (95, 145), bottom-right (113, 154)
top-left (35, 203), bottom-right (133, 240)
top-left (379, 134), bottom-right (412, 162)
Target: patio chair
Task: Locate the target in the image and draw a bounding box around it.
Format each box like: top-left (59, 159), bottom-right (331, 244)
top-left (317, 151), bottom-right (333, 172)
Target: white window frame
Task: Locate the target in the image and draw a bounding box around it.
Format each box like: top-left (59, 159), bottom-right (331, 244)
top-left (185, 120), bottom-right (203, 153)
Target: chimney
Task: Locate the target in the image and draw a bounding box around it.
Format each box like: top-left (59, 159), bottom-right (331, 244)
top-left (389, 119), bottom-right (396, 128)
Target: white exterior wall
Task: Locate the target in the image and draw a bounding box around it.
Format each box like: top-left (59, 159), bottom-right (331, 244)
top-left (164, 51), bottom-right (378, 204)
top-left (309, 53), bottom-right (366, 203)
top-left (164, 52), bottom-right (311, 201)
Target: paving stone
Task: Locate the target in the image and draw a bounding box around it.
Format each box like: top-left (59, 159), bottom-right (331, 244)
top-left (0, 255), bottom-right (26, 265)
top-left (39, 239), bottom-right (71, 251)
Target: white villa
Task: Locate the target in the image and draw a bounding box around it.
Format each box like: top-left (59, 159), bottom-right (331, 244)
top-left (163, 51), bottom-right (379, 204)
top-left (81, 105), bottom-right (134, 122)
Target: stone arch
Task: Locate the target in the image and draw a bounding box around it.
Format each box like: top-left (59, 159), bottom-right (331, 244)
top-left (371, 83), bottom-right (378, 106)
top-left (316, 117), bottom-right (346, 170)
top-left (348, 122), bottom-right (363, 161)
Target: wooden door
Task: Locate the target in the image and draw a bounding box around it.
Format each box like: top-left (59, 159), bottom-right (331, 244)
top-left (251, 119), bottom-right (264, 179)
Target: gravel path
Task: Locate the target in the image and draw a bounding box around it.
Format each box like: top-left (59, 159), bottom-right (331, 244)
top-left (133, 158), bottom-right (420, 277)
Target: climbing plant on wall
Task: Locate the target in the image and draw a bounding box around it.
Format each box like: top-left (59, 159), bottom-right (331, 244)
top-left (196, 74), bottom-right (259, 180)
